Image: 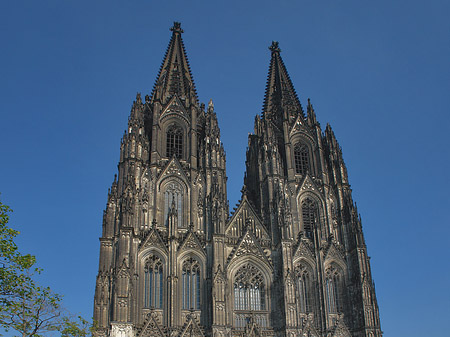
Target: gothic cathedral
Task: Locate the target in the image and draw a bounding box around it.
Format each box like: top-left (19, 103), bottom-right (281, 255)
top-left (93, 23), bottom-right (382, 337)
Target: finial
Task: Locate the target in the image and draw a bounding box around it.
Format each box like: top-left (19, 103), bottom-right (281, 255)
top-left (208, 99), bottom-right (214, 110)
top-left (269, 41), bottom-right (281, 53)
top-left (170, 22), bottom-right (184, 34)
top-left (241, 184), bottom-right (248, 196)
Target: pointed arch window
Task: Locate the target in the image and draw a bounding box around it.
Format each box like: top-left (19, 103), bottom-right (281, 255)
top-left (164, 181), bottom-right (183, 228)
top-left (294, 143), bottom-right (310, 175)
top-left (325, 266), bottom-right (343, 313)
top-left (144, 255), bottom-right (163, 309)
top-left (182, 258), bottom-right (201, 310)
top-left (301, 198), bottom-right (317, 239)
top-left (295, 264), bottom-right (313, 313)
top-left (233, 263), bottom-right (266, 311)
top-left (166, 125), bottom-right (183, 159)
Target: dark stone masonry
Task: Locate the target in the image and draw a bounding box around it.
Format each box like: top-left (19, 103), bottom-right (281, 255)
top-left (94, 22), bottom-right (382, 337)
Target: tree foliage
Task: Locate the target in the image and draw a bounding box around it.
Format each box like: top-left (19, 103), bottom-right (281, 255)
top-left (0, 200), bottom-right (92, 337)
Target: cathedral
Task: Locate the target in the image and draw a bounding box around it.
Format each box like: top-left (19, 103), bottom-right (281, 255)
top-left (93, 22), bottom-right (382, 337)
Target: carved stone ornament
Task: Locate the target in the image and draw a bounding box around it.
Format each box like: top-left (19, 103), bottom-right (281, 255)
top-left (228, 230), bottom-right (268, 265)
top-left (137, 312), bottom-right (165, 337)
top-left (110, 322), bottom-right (135, 337)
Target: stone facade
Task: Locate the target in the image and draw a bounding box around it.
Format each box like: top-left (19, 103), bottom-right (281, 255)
top-left (93, 22), bottom-right (382, 337)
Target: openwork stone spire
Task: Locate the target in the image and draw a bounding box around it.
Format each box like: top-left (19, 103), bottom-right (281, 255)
top-left (263, 41), bottom-right (304, 129)
top-left (151, 22), bottom-right (198, 108)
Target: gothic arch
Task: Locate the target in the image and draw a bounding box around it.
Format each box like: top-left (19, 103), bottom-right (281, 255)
top-left (157, 177), bottom-right (189, 228)
top-left (178, 253), bottom-right (206, 312)
top-left (323, 261), bottom-right (346, 315)
top-left (161, 115), bottom-right (189, 160)
top-left (293, 260), bottom-right (315, 314)
top-left (138, 251), bottom-right (167, 315)
top-left (290, 133), bottom-right (317, 176)
top-left (324, 258), bottom-right (347, 275)
top-left (139, 246), bottom-right (168, 262)
top-left (296, 191), bottom-right (327, 239)
top-left (228, 260), bottom-right (272, 329)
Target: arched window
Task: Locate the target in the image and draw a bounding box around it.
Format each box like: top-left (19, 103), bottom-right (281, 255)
top-left (295, 264), bottom-right (313, 313)
top-left (164, 181), bottom-right (183, 227)
top-left (233, 264), bottom-right (266, 311)
top-left (294, 143), bottom-right (310, 175)
top-left (144, 255), bottom-right (163, 309)
top-left (301, 198), bottom-right (317, 239)
top-left (166, 125), bottom-right (183, 159)
top-left (325, 265), bottom-right (343, 313)
top-left (182, 258), bottom-right (201, 310)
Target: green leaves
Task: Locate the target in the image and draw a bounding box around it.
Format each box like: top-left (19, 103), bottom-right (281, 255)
top-left (0, 200), bottom-right (93, 337)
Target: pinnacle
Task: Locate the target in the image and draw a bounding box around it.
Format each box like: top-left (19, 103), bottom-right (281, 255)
top-left (269, 41), bottom-right (281, 54)
top-left (262, 41), bottom-right (304, 122)
top-left (150, 22), bottom-right (198, 108)
top-left (170, 21), bottom-right (183, 34)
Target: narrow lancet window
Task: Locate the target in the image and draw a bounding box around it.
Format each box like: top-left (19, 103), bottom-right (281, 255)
top-left (295, 264), bottom-right (313, 313)
top-left (325, 266), bottom-right (343, 313)
top-left (301, 198), bottom-right (317, 239)
top-left (166, 125), bottom-right (183, 159)
top-left (144, 255), bottom-right (163, 309)
top-left (163, 181), bottom-right (183, 227)
top-left (182, 258), bottom-right (201, 310)
top-left (294, 143), bottom-right (310, 175)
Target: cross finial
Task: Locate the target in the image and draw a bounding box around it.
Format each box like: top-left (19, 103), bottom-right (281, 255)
top-left (170, 22), bottom-right (184, 34)
top-left (269, 41), bottom-right (281, 53)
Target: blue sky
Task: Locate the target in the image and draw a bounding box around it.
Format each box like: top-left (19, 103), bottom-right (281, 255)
top-left (1, 1), bottom-right (449, 336)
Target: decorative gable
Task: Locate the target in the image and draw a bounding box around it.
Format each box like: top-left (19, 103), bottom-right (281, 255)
top-left (225, 195), bottom-right (269, 242)
top-left (298, 174), bottom-right (320, 194)
top-left (179, 314), bottom-right (204, 337)
top-left (226, 228), bottom-right (272, 268)
top-left (329, 319), bottom-right (351, 337)
top-left (137, 312), bottom-right (165, 337)
top-left (139, 228), bottom-right (168, 253)
top-left (323, 241), bottom-right (345, 264)
top-left (157, 157), bottom-right (189, 184)
top-left (301, 316), bottom-right (320, 337)
top-left (179, 230), bottom-right (205, 254)
top-left (160, 94), bottom-right (190, 121)
top-left (293, 239), bottom-right (315, 260)
top-left (289, 116), bottom-right (305, 135)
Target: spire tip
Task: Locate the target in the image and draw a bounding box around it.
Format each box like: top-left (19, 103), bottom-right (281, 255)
top-left (269, 41), bottom-right (281, 53)
top-left (170, 22), bottom-right (183, 34)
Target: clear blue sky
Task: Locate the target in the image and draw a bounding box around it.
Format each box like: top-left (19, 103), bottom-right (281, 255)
top-left (1, 1), bottom-right (449, 336)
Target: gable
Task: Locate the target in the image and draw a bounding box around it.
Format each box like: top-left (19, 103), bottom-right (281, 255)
top-left (179, 315), bottom-right (204, 337)
top-left (323, 241), bottom-right (345, 265)
top-left (226, 229), bottom-right (272, 268)
top-left (160, 94), bottom-right (190, 122)
top-left (139, 228), bottom-right (168, 253)
top-left (293, 239), bottom-right (316, 261)
top-left (178, 230), bottom-right (205, 255)
top-left (298, 174), bottom-right (320, 195)
top-left (137, 312), bottom-right (165, 337)
top-left (225, 196), bottom-right (269, 242)
top-left (157, 157), bottom-right (189, 187)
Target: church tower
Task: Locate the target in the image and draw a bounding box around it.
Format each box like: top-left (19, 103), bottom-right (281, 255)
top-left (94, 24), bottom-right (382, 337)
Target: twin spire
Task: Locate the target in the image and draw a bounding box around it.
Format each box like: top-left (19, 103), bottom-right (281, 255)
top-left (151, 23), bottom-right (304, 123)
top-left (151, 22), bottom-right (198, 109)
top-left (263, 41), bottom-right (304, 127)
